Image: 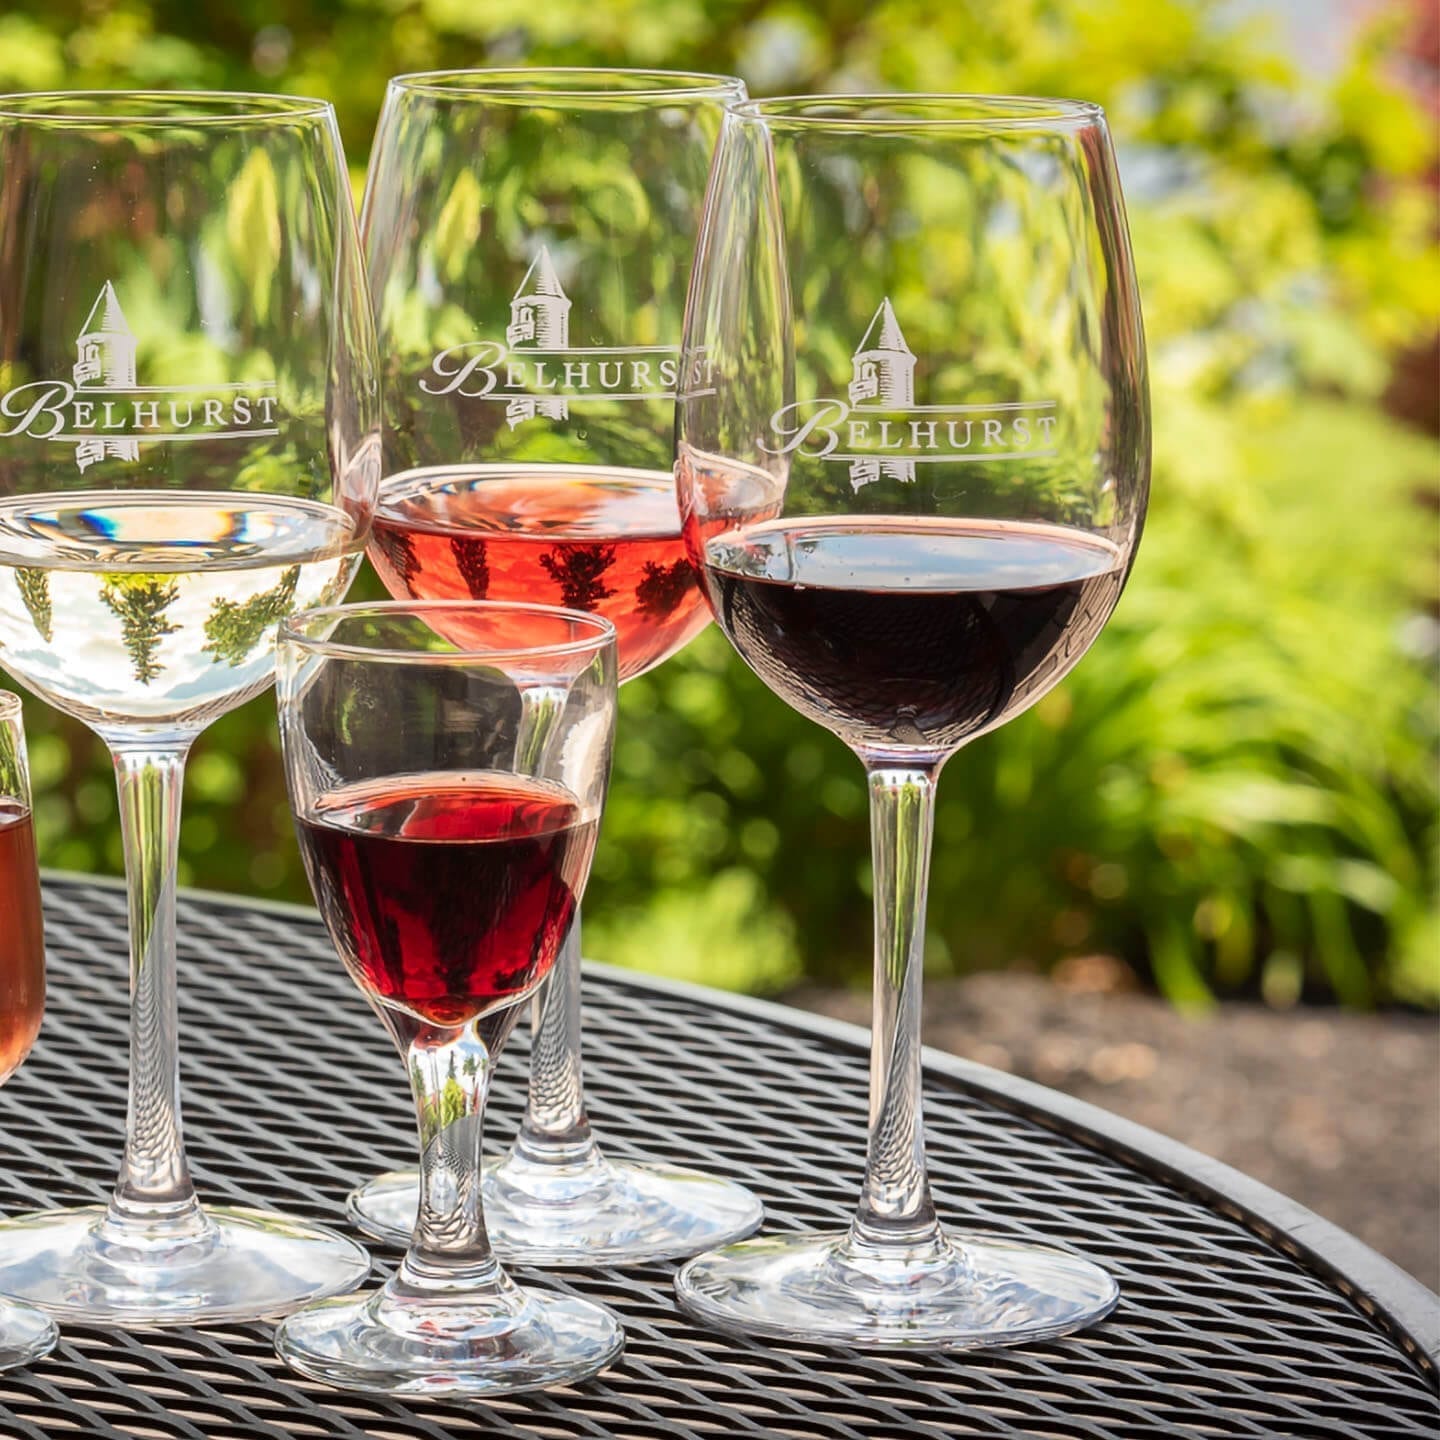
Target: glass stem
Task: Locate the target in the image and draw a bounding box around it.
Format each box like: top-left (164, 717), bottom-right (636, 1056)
top-left (101, 740), bottom-right (208, 1245)
top-left (513, 920), bottom-right (597, 1165)
top-left (850, 763), bottom-right (943, 1255)
top-left (509, 681), bottom-right (600, 1171)
top-left (390, 1015), bottom-right (515, 1300)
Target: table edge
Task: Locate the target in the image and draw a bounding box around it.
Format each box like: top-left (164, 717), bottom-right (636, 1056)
top-left (604, 961), bottom-right (1440, 1380)
top-left (50, 873), bottom-right (1439, 1381)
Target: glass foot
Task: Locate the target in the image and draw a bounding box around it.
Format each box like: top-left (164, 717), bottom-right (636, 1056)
top-left (675, 1227), bottom-right (1119, 1351)
top-left (0, 1204), bottom-right (371, 1326)
top-left (349, 1153), bottom-right (764, 1266)
top-left (275, 1275), bottom-right (624, 1396)
top-left (0, 1295), bottom-right (57, 1372)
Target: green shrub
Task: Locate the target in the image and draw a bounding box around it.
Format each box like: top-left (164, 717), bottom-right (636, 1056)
top-left (588, 396), bottom-right (1439, 1007)
top-left (2, 0), bottom-right (1436, 1006)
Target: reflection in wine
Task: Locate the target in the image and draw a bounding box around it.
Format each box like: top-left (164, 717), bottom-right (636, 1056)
top-left (0, 492), bottom-right (360, 729)
top-left (298, 773), bottom-right (598, 1028)
top-left (703, 515), bottom-right (1125, 759)
top-left (371, 466), bottom-right (711, 682)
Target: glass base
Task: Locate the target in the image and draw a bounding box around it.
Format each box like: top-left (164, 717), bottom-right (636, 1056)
top-left (0, 1204), bottom-right (371, 1326)
top-left (675, 1227), bottom-right (1119, 1351)
top-left (0, 1295), bottom-right (57, 1372)
top-left (275, 1278), bottom-right (624, 1396)
top-left (349, 1152), bottom-right (764, 1267)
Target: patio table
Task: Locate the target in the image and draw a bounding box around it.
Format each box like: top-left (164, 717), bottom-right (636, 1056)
top-left (0, 875), bottom-right (1435, 1439)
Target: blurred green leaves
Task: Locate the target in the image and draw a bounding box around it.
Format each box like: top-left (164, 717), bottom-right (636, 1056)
top-left (1, 0), bottom-right (1435, 1008)
top-left (432, 169), bottom-right (483, 283)
top-left (0, 16), bottom-right (65, 89)
top-left (227, 149), bottom-right (283, 325)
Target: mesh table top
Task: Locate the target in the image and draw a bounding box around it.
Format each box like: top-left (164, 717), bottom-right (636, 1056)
top-left (0, 876), bottom-right (1434, 1440)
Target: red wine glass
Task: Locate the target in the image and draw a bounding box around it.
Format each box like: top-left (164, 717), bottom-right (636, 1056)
top-left (0, 692), bottom-right (56, 1371)
top-left (274, 600), bottom-right (622, 1396)
top-left (352, 69), bottom-right (764, 1266)
top-left (673, 97), bottom-right (1150, 1348)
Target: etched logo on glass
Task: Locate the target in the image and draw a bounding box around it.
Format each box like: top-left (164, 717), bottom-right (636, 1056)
top-left (765, 298), bottom-right (1060, 491)
top-left (846, 299), bottom-right (918, 487)
top-left (419, 245), bottom-right (713, 427)
top-left (504, 250), bottom-right (572, 426)
top-left (0, 282), bottom-right (282, 471)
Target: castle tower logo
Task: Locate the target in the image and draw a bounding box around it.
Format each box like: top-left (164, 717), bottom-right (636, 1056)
top-left (72, 282), bottom-right (141, 470)
top-left (0, 281), bottom-right (281, 471)
top-left (505, 247), bottom-right (573, 426)
top-left (763, 296), bottom-right (1061, 491)
top-left (847, 299), bottom-right (917, 487)
top-left (507, 248), bottom-right (572, 350)
top-left (419, 245), bottom-right (714, 427)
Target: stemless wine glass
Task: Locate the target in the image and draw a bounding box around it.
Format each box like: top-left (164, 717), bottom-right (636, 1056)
top-left (274, 600), bottom-right (622, 1395)
top-left (354, 68), bottom-right (765, 1265)
top-left (0, 692), bottom-right (57, 1371)
top-left (0, 93), bottom-right (377, 1324)
top-left (673, 96), bottom-right (1149, 1348)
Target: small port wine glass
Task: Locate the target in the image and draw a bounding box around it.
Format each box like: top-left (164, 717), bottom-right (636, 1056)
top-left (274, 600), bottom-right (623, 1396)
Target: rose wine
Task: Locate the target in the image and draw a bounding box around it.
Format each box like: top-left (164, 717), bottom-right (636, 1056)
top-left (369, 467), bottom-right (710, 682)
top-left (297, 773), bottom-right (597, 1028)
top-left (703, 517), bottom-right (1126, 756)
top-left (0, 492), bottom-right (361, 730)
top-left (0, 802), bottom-right (44, 1083)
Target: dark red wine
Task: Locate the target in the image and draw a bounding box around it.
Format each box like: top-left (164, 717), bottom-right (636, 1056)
top-left (703, 518), bottom-right (1126, 756)
top-left (370, 468), bottom-right (712, 683)
top-left (297, 774), bottom-right (597, 1027)
top-left (0, 801), bottom-right (44, 1082)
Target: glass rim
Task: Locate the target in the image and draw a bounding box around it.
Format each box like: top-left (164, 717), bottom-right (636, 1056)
top-left (376, 462), bottom-right (677, 523)
top-left (730, 93), bottom-right (1104, 131)
top-left (0, 691), bottom-right (20, 722)
top-left (0, 90), bottom-right (334, 124)
top-left (281, 600), bottom-right (618, 666)
top-left (387, 67), bottom-right (746, 102)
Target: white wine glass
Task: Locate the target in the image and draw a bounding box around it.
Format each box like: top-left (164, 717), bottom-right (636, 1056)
top-left (0, 91), bottom-right (378, 1325)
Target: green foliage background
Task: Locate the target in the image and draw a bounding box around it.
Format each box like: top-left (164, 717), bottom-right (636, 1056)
top-left (2, 0), bottom-right (1436, 1007)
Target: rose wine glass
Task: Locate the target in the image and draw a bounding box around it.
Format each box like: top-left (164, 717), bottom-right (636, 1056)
top-left (0, 92), bottom-right (377, 1324)
top-left (673, 96), bottom-right (1149, 1348)
top-left (353, 69), bottom-right (765, 1265)
top-left (274, 600), bottom-right (622, 1395)
top-left (0, 692), bottom-right (57, 1371)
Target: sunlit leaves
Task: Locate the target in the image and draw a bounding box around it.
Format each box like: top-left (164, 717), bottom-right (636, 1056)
top-left (227, 150), bottom-right (283, 326)
top-left (0, 16), bottom-right (64, 88)
top-left (432, 170), bottom-right (483, 284)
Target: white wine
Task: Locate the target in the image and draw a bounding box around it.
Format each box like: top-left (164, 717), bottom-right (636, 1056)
top-left (0, 491), bottom-right (361, 732)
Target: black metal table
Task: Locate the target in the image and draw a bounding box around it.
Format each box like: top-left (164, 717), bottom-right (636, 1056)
top-left (0, 876), bottom-right (1435, 1440)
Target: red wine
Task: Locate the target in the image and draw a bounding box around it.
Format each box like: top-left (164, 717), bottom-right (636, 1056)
top-left (297, 774), bottom-right (597, 1027)
top-left (0, 802), bottom-right (44, 1082)
top-left (703, 517), bottom-right (1126, 756)
top-left (370, 468), bottom-right (711, 683)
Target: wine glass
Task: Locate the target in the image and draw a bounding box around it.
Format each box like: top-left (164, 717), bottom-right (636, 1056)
top-left (672, 96), bottom-right (1149, 1348)
top-left (353, 69), bottom-right (765, 1265)
top-left (0, 92), bottom-right (377, 1324)
top-left (273, 600), bottom-right (622, 1395)
top-left (0, 692), bottom-right (57, 1371)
